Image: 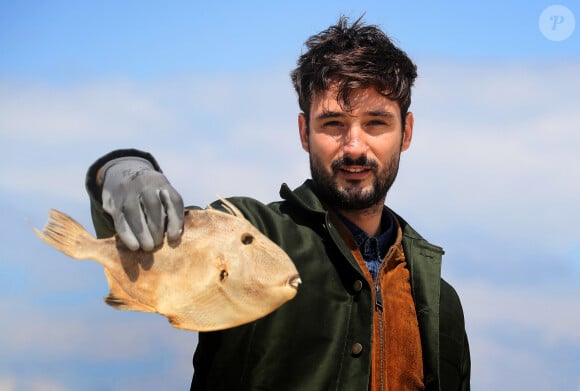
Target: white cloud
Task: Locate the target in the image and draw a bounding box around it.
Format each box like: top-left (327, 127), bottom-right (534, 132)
top-left (456, 279), bottom-right (580, 390)
top-left (0, 79), bottom-right (169, 144)
top-left (1, 60), bottom-right (580, 391)
top-left (469, 333), bottom-right (561, 391)
top-left (0, 295), bottom-right (195, 359)
top-left (0, 69), bottom-right (307, 204)
top-left (458, 280), bottom-right (580, 344)
top-left (0, 377), bottom-right (70, 391)
top-left (391, 61), bottom-right (580, 251)
top-left (4, 62), bottom-right (579, 214)
top-left (0, 295), bottom-right (195, 390)
top-left (0, 379), bottom-right (15, 391)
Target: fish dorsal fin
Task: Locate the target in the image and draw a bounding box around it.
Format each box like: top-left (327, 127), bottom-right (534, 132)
top-left (207, 195), bottom-right (244, 217)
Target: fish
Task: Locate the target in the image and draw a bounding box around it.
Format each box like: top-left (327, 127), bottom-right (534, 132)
top-left (33, 198), bottom-right (301, 332)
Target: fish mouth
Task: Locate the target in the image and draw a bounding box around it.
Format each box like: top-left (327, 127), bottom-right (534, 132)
top-left (288, 274), bottom-right (302, 290)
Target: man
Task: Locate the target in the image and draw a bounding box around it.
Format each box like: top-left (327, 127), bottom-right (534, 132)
top-left (86, 17), bottom-right (470, 391)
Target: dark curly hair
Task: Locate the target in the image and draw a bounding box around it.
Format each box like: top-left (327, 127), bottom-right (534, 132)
top-left (291, 16), bottom-right (418, 128)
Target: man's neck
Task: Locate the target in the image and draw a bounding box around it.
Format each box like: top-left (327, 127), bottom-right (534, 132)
top-left (338, 203), bottom-right (384, 237)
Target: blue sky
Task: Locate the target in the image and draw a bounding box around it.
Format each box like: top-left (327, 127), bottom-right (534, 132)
top-left (1, 1), bottom-right (579, 390)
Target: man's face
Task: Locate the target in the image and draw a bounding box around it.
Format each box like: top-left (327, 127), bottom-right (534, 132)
top-left (298, 86), bottom-right (413, 211)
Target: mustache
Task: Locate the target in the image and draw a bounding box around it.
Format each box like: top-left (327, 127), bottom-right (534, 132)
top-left (331, 156), bottom-right (378, 171)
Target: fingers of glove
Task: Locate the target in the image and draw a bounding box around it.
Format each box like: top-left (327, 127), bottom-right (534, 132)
top-left (102, 188), bottom-right (140, 250)
top-left (111, 212), bottom-right (141, 252)
top-left (160, 188), bottom-right (184, 242)
top-left (121, 196), bottom-right (156, 251)
top-left (139, 190), bottom-right (166, 248)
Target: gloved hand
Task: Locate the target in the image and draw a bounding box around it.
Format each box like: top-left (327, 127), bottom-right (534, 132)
top-left (100, 157), bottom-right (184, 251)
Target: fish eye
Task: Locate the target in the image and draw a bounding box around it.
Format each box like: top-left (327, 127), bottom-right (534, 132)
top-left (241, 233), bottom-right (254, 245)
top-left (220, 269), bottom-right (228, 281)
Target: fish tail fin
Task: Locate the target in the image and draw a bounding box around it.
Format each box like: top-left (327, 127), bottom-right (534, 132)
top-left (33, 209), bottom-right (96, 260)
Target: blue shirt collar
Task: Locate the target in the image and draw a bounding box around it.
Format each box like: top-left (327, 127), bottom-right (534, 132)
top-left (337, 209), bottom-right (396, 261)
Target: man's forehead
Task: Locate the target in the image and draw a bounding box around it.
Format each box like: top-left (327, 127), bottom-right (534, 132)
top-left (310, 86), bottom-right (401, 115)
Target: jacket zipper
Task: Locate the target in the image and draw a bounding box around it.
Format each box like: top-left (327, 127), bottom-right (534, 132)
top-left (375, 282), bottom-right (386, 391)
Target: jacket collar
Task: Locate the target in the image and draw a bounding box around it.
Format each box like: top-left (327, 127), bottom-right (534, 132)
top-left (398, 214), bottom-right (443, 390)
top-left (279, 180), bottom-right (327, 215)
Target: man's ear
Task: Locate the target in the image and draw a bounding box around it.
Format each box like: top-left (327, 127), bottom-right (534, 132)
top-left (298, 113), bottom-right (309, 152)
top-left (401, 112), bottom-right (414, 151)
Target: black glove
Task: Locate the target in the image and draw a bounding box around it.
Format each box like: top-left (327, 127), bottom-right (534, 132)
top-left (100, 157), bottom-right (184, 251)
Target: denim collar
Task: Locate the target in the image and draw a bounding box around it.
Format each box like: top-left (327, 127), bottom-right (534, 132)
top-left (337, 209), bottom-right (396, 284)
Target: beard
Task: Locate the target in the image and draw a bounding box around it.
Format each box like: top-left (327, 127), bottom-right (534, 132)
top-left (310, 153), bottom-right (401, 211)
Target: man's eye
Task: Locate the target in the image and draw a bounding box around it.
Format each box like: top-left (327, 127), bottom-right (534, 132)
top-left (368, 120), bottom-right (388, 126)
top-left (323, 121), bottom-right (343, 128)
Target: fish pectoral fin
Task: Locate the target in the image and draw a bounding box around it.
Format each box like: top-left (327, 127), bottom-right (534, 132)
top-left (103, 269), bottom-right (156, 313)
top-left (104, 288), bottom-right (157, 313)
top-left (167, 315), bottom-right (184, 328)
top-left (103, 291), bottom-right (156, 313)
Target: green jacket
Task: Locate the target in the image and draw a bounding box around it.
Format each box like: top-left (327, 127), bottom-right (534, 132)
top-left (86, 151), bottom-right (470, 391)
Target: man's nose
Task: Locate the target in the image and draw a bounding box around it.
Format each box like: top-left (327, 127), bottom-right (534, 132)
top-left (342, 126), bottom-right (367, 156)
